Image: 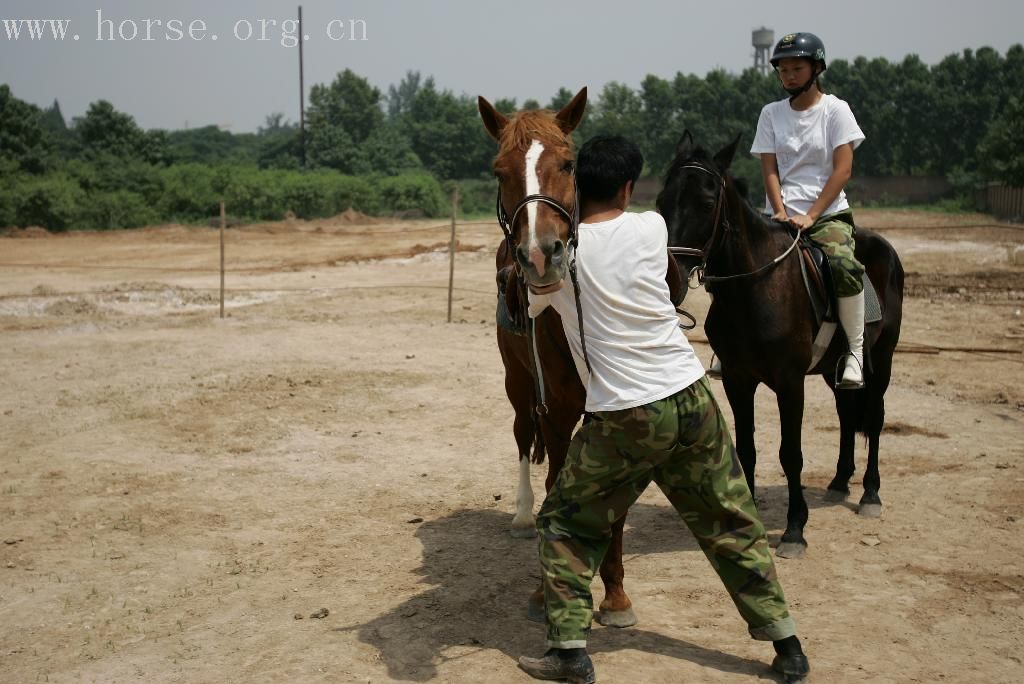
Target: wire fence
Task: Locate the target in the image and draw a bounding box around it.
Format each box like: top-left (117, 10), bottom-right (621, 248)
top-left (1, 193), bottom-right (1021, 360)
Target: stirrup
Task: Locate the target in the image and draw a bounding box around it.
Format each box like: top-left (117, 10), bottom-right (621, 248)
top-left (834, 353), bottom-right (864, 390)
top-left (707, 354), bottom-right (722, 379)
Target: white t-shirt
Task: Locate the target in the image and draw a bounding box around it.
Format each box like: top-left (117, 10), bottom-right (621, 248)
top-left (750, 93), bottom-right (865, 217)
top-left (528, 211), bottom-right (705, 413)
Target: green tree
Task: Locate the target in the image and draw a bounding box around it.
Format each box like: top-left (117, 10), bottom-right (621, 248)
top-left (0, 85), bottom-right (49, 173)
top-left (74, 100), bottom-right (148, 159)
top-left (307, 69), bottom-right (385, 172)
top-left (404, 82), bottom-right (491, 179)
top-left (355, 123), bottom-right (421, 175)
top-left (308, 69), bottom-right (383, 144)
top-left (978, 96), bottom-right (1024, 185)
top-left (387, 71), bottom-right (423, 120)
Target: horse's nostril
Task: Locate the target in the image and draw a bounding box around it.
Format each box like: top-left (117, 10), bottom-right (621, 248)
top-left (551, 240), bottom-right (565, 265)
top-left (515, 245), bottom-right (530, 266)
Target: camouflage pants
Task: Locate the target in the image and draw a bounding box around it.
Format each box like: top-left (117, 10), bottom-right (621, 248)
top-left (536, 377), bottom-right (796, 648)
top-left (806, 209), bottom-right (864, 297)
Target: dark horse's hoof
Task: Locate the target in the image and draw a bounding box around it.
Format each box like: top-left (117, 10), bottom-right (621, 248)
top-left (772, 653), bottom-right (810, 682)
top-left (595, 606), bottom-right (637, 628)
top-left (775, 542), bottom-right (807, 559)
top-left (823, 488), bottom-right (849, 503)
top-left (858, 503), bottom-right (882, 518)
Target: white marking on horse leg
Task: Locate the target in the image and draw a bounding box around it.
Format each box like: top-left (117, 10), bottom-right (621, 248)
top-left (510, 456), bottom-right (536, 537)
top-left (524, 140), bottom-right (546, 276)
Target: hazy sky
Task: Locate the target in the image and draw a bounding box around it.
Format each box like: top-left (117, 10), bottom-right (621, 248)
top-left (2, 0), bottom-right (1022, 132)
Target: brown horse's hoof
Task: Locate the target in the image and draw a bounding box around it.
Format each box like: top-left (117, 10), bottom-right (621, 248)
top-left (510, 525), bottom-right (538, 539)
top-left (823, 488), bottom-right (849, 503)
top-left (595, 607), bottom-right (637, 628)
top-left (858, 503), bottom-right (882, 518)
top-left (775, 542), bottom-right (807, 559)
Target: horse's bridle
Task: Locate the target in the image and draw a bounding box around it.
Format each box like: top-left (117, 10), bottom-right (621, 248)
top-left (494, 179), bottom-right (593, 408)
top-left (667, 161), bottom-right (801, 285)
top-left (495, 181), bottom-right (580, 253)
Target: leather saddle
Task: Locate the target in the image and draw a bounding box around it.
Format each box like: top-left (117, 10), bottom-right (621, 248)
top-left (797, 232), bottom-right (882, 328)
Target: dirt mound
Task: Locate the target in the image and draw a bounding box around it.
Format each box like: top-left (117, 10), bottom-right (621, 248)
top-left (334, 207), bottom-right (381, 225)
top-left (4, 226), bottom-right (51, 238)
top-left (44, 297), bottom-right (100, 316)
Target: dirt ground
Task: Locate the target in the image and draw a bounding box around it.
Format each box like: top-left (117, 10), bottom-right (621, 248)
top-left (1, 209), bottom-right (1022, 684)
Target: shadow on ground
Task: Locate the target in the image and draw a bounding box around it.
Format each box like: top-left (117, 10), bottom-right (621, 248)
top-left (339, 507), bottom-right (784, 682)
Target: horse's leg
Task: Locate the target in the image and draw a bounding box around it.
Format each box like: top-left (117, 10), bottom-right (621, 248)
top-left (825, 383), bottom-right (857, 502)
top-left (775, 381), bottom-right (810, 559)
top-left (502, 346), bottom-right (539, 539)
top-left (722, 374), bottom-right (758, 496)
top-left (858, 350), bottom-right (892, 518)
top-left (595, 514), bottom-right (637, 627)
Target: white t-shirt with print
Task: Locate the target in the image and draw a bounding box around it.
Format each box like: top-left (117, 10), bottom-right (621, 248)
top-left (527, 211), bottom-right (705, 413)
top-left (750, 93), bottom-right (865, 217)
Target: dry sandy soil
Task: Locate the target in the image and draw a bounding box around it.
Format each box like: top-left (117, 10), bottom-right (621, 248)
top-left (1, 209), bottom-right (1022, 684)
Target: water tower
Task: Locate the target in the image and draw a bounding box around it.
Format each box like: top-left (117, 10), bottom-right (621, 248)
top-left (753, 27), bottom-right (774, 74)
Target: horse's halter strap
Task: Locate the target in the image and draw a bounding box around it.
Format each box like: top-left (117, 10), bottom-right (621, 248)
top-left (667, 161), bottom-right (800, 284)
top-left (667, 162), bottom-right (729, 287)
top-left (495, 181), bottom-right (581, 251)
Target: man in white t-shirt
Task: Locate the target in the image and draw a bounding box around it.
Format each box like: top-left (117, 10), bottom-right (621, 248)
top-left (518, 135), bottom-right (810, 684)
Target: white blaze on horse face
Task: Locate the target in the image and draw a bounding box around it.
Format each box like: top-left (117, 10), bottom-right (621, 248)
top-left (524, 140), bottom-right (547, 277)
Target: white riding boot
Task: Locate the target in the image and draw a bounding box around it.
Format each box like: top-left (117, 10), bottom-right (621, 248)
top-left (836, 291), bottom-right (865, 389)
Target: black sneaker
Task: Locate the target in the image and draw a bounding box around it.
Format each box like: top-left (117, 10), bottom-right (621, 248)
top-left (518, 648), bottom-right (596, 684)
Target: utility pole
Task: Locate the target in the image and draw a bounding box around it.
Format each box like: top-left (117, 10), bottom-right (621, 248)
top-left (298, 5), bottom-right (306, 168)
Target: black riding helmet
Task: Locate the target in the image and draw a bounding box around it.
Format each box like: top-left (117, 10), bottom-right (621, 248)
top-left (771, 32), bottom-right (827, 101)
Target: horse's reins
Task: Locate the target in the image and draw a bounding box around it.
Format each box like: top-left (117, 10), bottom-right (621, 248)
top-left (496, 182), bottom-right (592, 417)
top-left (668, 162), bottom-right (801, 284)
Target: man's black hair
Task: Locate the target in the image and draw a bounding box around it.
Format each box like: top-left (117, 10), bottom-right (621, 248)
top-left (577, 134), bottom-right (644, 202)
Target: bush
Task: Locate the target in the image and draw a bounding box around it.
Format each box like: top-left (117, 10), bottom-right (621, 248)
top-left (156, 164), bottom-right (220, 221)
top-left (376, 173), bottom-right (446, 217)
top-left (15, 173), bottom-right (86, 231)
top-left (78, 190), bottom-right (161, 230)
top-left (450, 178), bottom-right (495, 218)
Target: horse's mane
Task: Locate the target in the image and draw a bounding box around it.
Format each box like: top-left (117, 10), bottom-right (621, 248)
top-left (497, 110), bottom-right (574, 158)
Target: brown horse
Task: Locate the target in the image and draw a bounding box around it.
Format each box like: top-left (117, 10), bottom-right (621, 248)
top-left (477, 89), bottom-right (638, 627)
top-left (657, 132), bottom-right (904, 559)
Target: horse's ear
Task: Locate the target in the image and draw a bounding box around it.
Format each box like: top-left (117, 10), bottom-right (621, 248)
top-left (555, 87), bottom-right (587, 134)
top-left (478, 96), bottom-right (509, 141)
top-left (675, 130), bottom-right (694, 158)
top-left (713, 133), bottom-right (742, 172)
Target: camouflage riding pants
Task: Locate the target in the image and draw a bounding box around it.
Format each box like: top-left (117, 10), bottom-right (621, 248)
top-left (536, 377), bottom-right (796, 648)
top-left (806, 209), bottom-right (865, 297)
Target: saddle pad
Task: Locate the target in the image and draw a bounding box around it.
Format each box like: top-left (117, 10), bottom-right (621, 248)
top-left (863, 273), bottom-right (882, 324)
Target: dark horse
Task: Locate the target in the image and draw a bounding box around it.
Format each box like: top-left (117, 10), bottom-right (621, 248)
top-left (477, 88), bottom-right (640, 626)
top-left (657, 132), bottom-right (904, 558)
